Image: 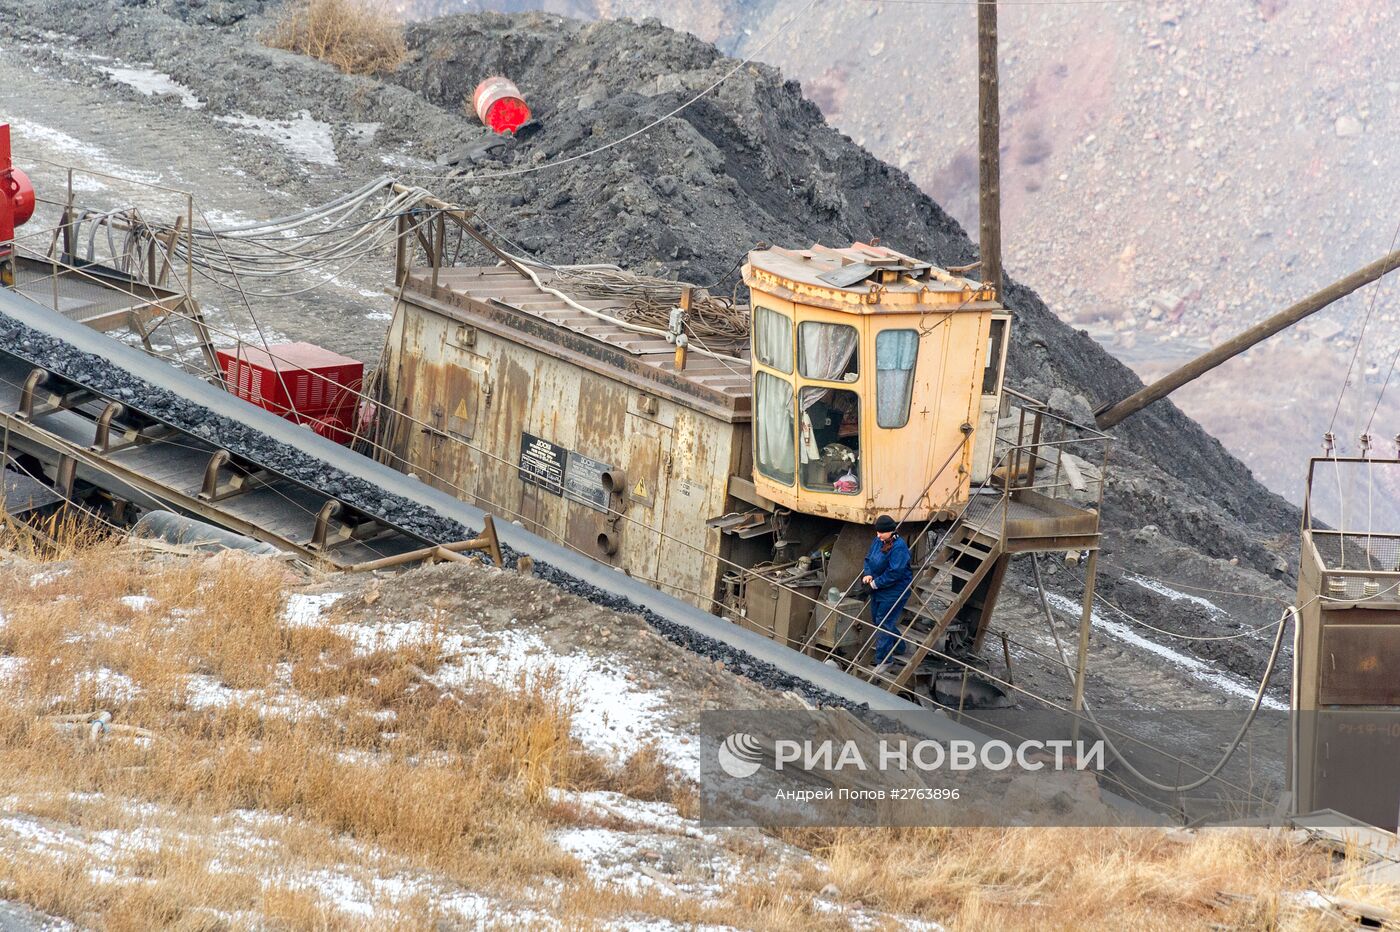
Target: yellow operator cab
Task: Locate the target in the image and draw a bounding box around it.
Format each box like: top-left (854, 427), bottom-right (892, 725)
top-left (743, 243), bottom-right (1009, 524)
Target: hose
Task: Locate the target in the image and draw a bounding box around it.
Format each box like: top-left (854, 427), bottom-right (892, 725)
top-left (1032, 553), bottom-right (1295, 794)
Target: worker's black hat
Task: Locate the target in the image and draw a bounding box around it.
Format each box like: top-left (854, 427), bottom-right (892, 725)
top-left (874, 515), bottom-right (897, 533)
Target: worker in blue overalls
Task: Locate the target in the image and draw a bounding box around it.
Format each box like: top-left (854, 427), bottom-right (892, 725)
top-left (862, 514), bottom-right (913, 673)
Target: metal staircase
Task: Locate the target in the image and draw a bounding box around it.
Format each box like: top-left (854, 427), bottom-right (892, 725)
top-left (886, 513), bottom-right (1008, 691)
top-left (869, 389), bottom-right (1113, 698)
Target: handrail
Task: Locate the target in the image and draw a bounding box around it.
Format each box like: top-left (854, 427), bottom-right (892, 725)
top-left (1005, 385), bottom-right (1112, 441)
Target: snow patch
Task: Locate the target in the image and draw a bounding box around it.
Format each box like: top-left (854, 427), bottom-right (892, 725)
top-left (553, 827), bottom-right (670, 895)
top-left (550, 789), bottom-right (712, 840)
top-left (182, 674), bottom-right (253, 710)
top-left (120, 595), bottom-right (155, 612)
top-left (336, 618), bottom-right (438, 653)
top-left (435, 629), bottom-right (698, 772)
top-left (74, 668), bottom-right (140, 703)
top-left (1124, 574), bottom-right (1225, 616)
top-left (215, 111), bottom-right (338, 167)
top-left (15, 122), bottom-right (106, 161)
top-left (277, 867), bottom-right (555, 925)
top-left (199, 207), bottom-right (257, 229)
top-left (99, 66), bottom-right (205, 110)
top-left (1043, 593), bottom-right (1286, 709)
top-left (0, 815), bottom-right (77, 852)
top-left (282, 592), bottom-right (342, 628)
top-left (14, 122), bottom-right (164, 185)
top-left (0, 656), bottom-right (25, 682)
top-left (28, 568), bottom-right (69, 587)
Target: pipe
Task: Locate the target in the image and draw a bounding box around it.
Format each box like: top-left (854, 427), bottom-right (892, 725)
top-left (346, 535), bottom-right (499, 573)
top-left (131, 509), bottom-right (284, 556)
top-left (1096, 248), bottom-right (1400, 429)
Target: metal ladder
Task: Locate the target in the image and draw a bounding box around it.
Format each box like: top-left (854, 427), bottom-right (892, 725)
top-left (884, 516), bottom-right (1007, 692)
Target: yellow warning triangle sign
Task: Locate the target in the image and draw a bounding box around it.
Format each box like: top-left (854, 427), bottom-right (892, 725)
top-left (633, 478), bottom-right (648, 498)
top-left (453, 398), bottom-right (470, 418)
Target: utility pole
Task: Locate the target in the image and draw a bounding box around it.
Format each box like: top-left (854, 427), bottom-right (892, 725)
top-left (977, 0), bottom-right (1003, 300)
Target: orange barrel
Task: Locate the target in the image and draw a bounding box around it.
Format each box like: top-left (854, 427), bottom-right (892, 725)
top-left (472, 76), bottom-right (531, 134)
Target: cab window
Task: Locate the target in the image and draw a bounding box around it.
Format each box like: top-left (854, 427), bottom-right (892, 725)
top-left (875, 329), bottom-right (918, 428)
top-left (755, 371), bottom-right (796, 485)
top-left (797, 321), bottom-right (858, 382)
top-left (753, 306), bottom-right (793, 373)
top-left (799, 386), bottom-right (860, 494)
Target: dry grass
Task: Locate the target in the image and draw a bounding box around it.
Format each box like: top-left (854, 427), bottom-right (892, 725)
top-left (262, 0), bottom-right (406, 77)
top-left (780, 825), bottom-right (1349, 930)
top-left (0, 509), bottom-right (114, 562)
top-left (0, 544), bottom-right (668, 926)
top-left (0, 534), bottom-right (1380, 930)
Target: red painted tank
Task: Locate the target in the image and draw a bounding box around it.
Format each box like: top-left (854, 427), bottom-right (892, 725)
top-left (1, 123), bottom-right (36, 245)
top-left (472, 76), bottom-right (531, 134)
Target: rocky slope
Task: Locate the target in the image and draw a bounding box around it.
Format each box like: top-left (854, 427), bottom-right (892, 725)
top-left (412, 0), bottom-right (1400, 512)
top-left (0, 1), bottom-right (1297, 687)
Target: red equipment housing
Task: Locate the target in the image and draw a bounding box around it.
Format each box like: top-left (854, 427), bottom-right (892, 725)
top-left (472, 77), bottom-right (531, 134)
top-left (1, 123), bottom-right (36, 279)
top-left (217, 342), bottom-right (364, 445)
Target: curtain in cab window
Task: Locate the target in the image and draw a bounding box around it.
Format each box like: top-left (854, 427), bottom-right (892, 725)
top-left (875, 330), bottom-right (918, 428)
top-left (755, 371), bottom-right (796, 484)
top-left (797, 321), bottom-right (858, 391)
top-left (753, 306), bottom-right (793, 373)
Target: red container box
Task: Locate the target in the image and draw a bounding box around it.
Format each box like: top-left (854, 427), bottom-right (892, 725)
top-left (216, 342), bottom-right (364, 443)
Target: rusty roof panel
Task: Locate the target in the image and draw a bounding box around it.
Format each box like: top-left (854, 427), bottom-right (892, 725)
top-left (404, 265), bottom-right (753, 421)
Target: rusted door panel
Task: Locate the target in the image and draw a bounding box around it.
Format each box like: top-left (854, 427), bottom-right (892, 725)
top-left (1319, 625), bottom-right (1400, 704)
top-left (624, 414), bottom-right (672, 583)
top-left (445, 357), bottom-right (486, 441)
top-left (659, 410), bottom-right (722, 604)
top-left (626, 415), bottom-right (668, 510)
top-left (434, 351), bottom-right (488, 500)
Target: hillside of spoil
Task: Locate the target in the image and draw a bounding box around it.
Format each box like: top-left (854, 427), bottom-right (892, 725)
top-left (387, 13), bottom-right (1301, 563)
top-left (415, 0), bottom-right (1400, 507)
top-left (0, 2), bottom-right (1297, 679)
top-left (435, 13), bottom-right (1295, 555)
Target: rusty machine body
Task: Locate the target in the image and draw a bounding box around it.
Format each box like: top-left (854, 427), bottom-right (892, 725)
top-left (1292, 456), bottom-right (1400, 828)
top-left (378, 229), bottom-right (1111, 703)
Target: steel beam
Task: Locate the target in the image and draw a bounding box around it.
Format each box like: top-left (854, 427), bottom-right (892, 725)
top-left (1096, 248), bottom-right (1400, 429)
